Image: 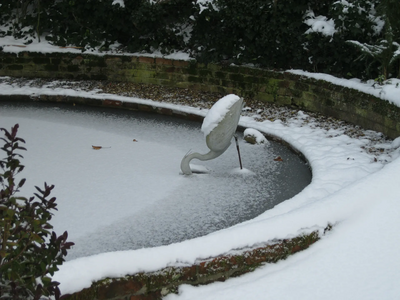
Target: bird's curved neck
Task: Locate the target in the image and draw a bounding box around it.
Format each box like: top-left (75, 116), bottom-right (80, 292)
top-left (180, 150), bottom-right (223, 175)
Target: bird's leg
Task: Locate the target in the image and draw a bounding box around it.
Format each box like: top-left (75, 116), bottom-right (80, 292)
top-left (234, 135), bottom-right (243, 169)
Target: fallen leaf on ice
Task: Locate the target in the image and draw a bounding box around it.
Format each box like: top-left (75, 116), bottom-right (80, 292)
top-left (92, 145), bottom-right (111, 150)
top-left (274, 156), bottom-right (283, 162)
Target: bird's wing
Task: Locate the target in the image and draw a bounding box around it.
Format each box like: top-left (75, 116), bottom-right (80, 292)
top-left (206, 98), bottom-right (243, 152)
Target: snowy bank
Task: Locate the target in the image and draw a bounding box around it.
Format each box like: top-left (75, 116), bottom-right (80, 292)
top-left (288, 69), bottom-right (400, 107)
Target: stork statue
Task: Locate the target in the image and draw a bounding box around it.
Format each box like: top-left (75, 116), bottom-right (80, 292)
top-left (180, 94), bottom-right (244, 175)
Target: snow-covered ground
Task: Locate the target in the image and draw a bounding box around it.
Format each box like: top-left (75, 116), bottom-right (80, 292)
top-left (1, 36), bottom-right (400, 299)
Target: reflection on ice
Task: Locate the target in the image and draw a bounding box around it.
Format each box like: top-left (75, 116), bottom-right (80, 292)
top-left (0, 102), bottom-right (311, 260)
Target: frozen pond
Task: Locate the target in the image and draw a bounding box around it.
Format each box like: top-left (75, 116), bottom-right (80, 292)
top-left (0, 101), bottom-right (311, 260)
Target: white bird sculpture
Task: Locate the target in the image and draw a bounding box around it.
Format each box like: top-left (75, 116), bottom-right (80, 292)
top-left (180, 94), bottom-right (244, 175)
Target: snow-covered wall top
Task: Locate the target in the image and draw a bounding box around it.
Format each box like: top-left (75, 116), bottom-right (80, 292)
top-left (0, 51), bottom-right (399, 138)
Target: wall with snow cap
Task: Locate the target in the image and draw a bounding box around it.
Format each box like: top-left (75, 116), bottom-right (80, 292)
top-left (0, 51), bottom-right (399, 138)
top-left (61, 232), bottom-right (320, 300)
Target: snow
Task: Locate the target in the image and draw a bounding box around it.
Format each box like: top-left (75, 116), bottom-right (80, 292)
top-left (391, 136), bottom-right (400, 149)
top-left (288, 70), bottom-right (400, 106)
top-left (112, 0), bottom-right (125, 8)
top-left (165, 159), bottom-right (400, 300)
top-left (229, 167), bottom-right (255, 176)
top-left (304, 11), bottom-right (336, 36)
top-left (201, 94), bottom-right (241, 136)
top-left (243, 128), bottom-right (268, 144)
top-left (0, 33), bottom-right (192, 60)
top-left (1, 36), bottom-right (400, 299)
top-left (196, 0), bottom-right (217, 13)
top-left (392, 45), bottom-right (400, 64)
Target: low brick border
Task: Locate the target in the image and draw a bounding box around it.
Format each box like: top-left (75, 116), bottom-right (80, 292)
top-left (61, 230), bottom-right (323, 300)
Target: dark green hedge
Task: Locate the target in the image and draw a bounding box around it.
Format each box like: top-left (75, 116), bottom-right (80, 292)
top-left (0, 0), bottom-right (399, 79)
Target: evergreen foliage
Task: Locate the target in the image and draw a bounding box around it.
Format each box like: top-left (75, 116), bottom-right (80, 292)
top-left (343, 0), bottom-right (400, 79)
top-left (304, 0), bottom-right (380, 77)
top-left (0, 0), bottom-right (399, 79)
top-left (191, 0), bottom-right (310, 69)
top-left (0, 124), bottom-right (74, 300)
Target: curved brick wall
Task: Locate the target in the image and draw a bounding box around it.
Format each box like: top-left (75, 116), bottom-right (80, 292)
top-left (62, 232), bottom-right (321, 300)
top-left (0, 51), bottom-right (399, 138)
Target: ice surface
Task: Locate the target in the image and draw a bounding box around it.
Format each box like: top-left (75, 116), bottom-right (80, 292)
top-left (0, 102), bottom-right (310, 260)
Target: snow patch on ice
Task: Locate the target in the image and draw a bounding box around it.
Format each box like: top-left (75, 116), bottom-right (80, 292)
top-left (229, 167), bottom-right (255, 176)
top-left (244, 128), bottom-right (268, 144)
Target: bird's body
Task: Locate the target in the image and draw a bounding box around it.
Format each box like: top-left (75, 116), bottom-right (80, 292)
top-left (180, 95), bottom-right (243, 175)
